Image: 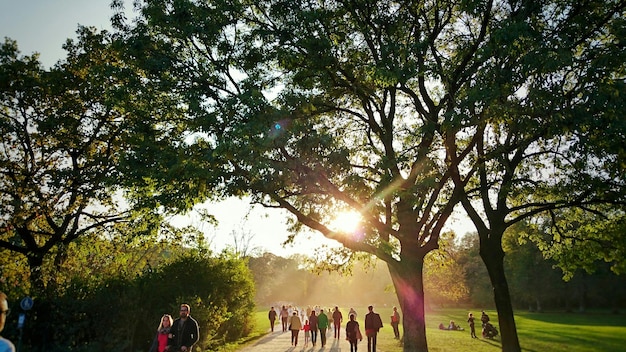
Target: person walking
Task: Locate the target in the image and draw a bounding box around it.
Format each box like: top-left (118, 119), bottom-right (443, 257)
top-left (468, 312), bottom-right (477, 338)
top-left (0, 292), bottom-right (15, 352)
top-left (346, 314), bottom-right (363, 352)
top-left (170, 304), bottom-right (200, 352)
top-left (318, 309), bottom-right (330, 347)
top-left (332, 306), bottom-right (343, 339)
top-left (364, 305), bottom-right (383, 352)
top-left (328, 308), bottom-right (334, 335)
top-left (289, 311), bottom-right (303, 346)
top-left (280, 306), bottom-right (289, 332)
top-left (390, 306), bottom-right (400, 339)
top-left (149, 314), bottom-right (173, 352)
top-left (303, 319), bottom-right (311, 347)
top-left (268, 307), bottom-right (277, 332)
top-left (309, 310), bottom-right (319, 346)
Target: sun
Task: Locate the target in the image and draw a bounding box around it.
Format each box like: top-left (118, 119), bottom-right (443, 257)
top-left (329, 210), bottom-right (362, 234)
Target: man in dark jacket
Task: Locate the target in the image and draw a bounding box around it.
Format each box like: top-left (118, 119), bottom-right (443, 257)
top-left (364, 305), bottom-right (383, 352)
top-left (268, 307), bottom-right (278, 332)
top-left (170, 304), bottom-right (200, 352)
top-left (332, 306), bottom-right (343, 339)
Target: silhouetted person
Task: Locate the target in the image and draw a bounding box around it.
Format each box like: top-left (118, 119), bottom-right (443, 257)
top-left (390, 306), bottom-right (400, 339)
top-left (281, 306), bottom-right (289, 332)
top-left (346, 314), bottom-right (362, 352)
top-left (364, 305), bottom-right (383, 352)
top-left (332, 306), bottom-right (343, 339)
top-left (309, 310), bottom-right (319, 346)
top-left (268, 307), bottom-right (277, 332)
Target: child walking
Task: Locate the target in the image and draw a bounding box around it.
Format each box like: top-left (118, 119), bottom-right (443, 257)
top-left (303, 319), bottom-right (311, 347)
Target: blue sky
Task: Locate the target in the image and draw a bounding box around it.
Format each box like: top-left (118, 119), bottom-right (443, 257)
top-left (0, 0), bottom-right (119, 68)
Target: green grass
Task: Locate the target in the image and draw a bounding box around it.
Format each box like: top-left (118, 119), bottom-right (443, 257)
top-left (214, 311), bottom-right (270, 352)
top-left (231, 308), bottom-right (626, 352)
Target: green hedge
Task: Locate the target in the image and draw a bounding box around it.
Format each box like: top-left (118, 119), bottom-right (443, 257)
top-left (16, 253), bottom-right (255, 351)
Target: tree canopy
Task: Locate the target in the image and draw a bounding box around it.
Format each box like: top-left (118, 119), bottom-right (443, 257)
top-left (108, 1), bottom-right (626, 351)
top-left (0, 28), bottom-right (147, 293)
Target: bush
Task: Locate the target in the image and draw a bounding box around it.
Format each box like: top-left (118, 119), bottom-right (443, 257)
top-left (18, 252), bottom-right (255, 351)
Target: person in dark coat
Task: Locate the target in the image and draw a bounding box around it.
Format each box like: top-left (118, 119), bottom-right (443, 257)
top-left (364, 305), bottom-right (383, 352)
top-left (332, 306), bottom-right (344, 339)
top-left (170, 304), bottom-right (199, 352)
top-left (268, 307), bottom-right (278, 332)
top-left (346, 314), bottom-right (362, 352)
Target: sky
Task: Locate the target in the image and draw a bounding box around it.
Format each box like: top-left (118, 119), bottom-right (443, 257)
top-left (0, 0), bottom-right (473, 256)
top-left (0, 0), bottom-right (118, 68)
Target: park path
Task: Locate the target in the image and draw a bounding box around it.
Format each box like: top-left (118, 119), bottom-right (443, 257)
top-left (236, 328), bottom-right (374, 352)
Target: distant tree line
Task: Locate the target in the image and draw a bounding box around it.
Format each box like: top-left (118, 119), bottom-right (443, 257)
top-left (248, 229), bottom-right (626, 313)
top-left (450, 229), bottom-right (626, 313)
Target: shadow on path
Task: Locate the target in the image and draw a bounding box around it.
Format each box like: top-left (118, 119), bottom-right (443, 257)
top-left (237, 330), bottom-right (369, 352)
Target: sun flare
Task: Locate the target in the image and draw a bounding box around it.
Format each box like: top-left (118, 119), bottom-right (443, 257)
top-left (330, 211), bottom-right (362, 233)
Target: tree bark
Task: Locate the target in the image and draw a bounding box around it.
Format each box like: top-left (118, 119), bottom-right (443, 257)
top-left (480, 234), bottom-right (522, 352)
top-left (389, 257), bottom-right (428, 352)
top-left (27, 253), bottom-right (47, 295)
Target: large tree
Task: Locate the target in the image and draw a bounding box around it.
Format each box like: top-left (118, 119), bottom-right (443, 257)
top-left (446, 1), bottom-right (626, 349)
top-left (0, 27), bottom-right (157, 294)
top-left (116, 0), bottom-right (625, 351)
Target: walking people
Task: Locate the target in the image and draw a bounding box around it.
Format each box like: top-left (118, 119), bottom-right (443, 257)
top-left (364, 305), bottom-right (383, 352)
top-left (281, 306), bottom-right (289, 332)
top-left (346, 314), bottom-right (363, 352)
top-left (289, 311), bottom-right (303, 346)
top-left (332, 306), bottom-right (343, 339)
top-left (390, 306), bottom-right (400, 339)
top-left (0, 292), bottom-right (15, 352)
top-left (149, 314), bottom-right (173, 352)
top-left (468, 312), bottom-right (477, 338)
top-left (170, 304), bottom-right (200, 352)
top-left (268, 307), bottom-right (277, 332)
top-left (318, 309), bottom-right (330, 347)
top-left (309, 310), bottom-right (319, 346)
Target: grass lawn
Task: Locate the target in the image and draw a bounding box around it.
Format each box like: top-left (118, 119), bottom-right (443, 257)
top-left (231, 308), bottom-right (626, 352)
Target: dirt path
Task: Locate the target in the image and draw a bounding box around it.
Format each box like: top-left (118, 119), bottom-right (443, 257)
top-left (236, 328), bottom-right (370, 352)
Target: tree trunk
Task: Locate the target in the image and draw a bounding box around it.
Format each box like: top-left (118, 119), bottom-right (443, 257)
top-left (536, 298), bottom-right (542, 313)
top-left (578, 282), bottom-right (587, 313)
top-left (388, 258), bottom-right (428, 352)
top-left (27, 253), bottom-right (47, 295)
top-left (480, 235), bottom-right (522, 352)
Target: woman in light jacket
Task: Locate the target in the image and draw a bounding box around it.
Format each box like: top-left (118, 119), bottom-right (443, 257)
top-left (289, 311), bottom-right (303, 347)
